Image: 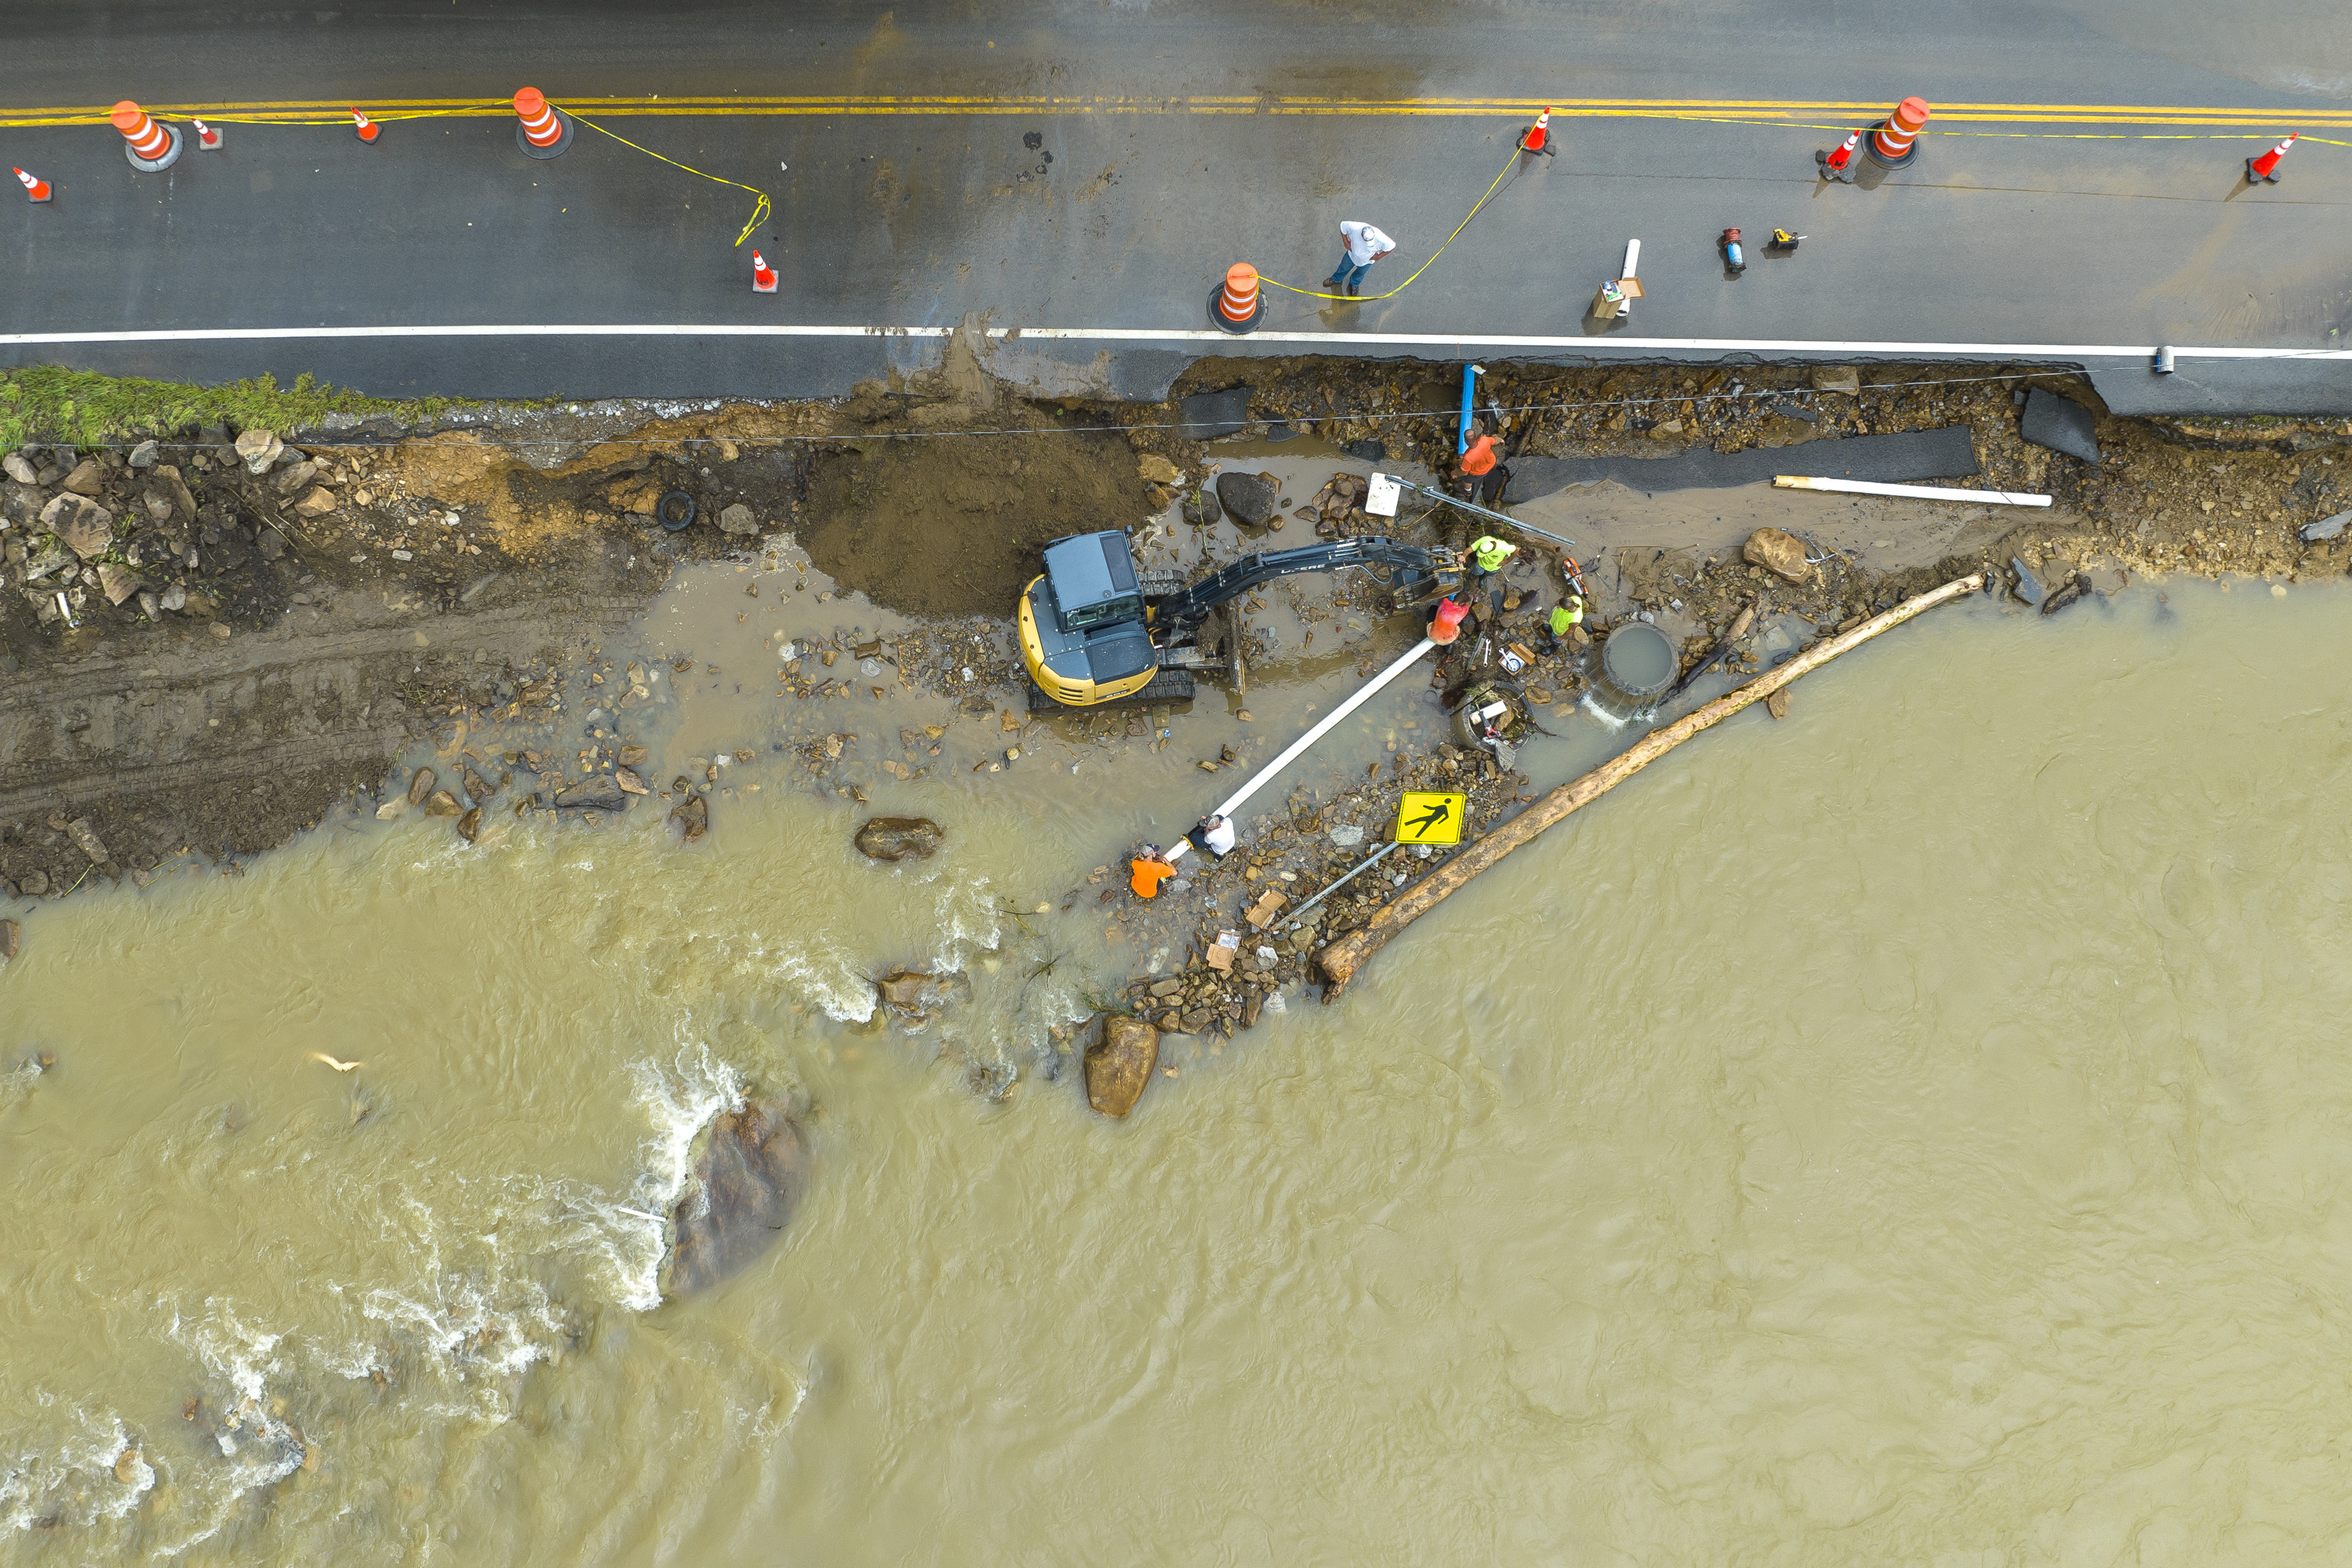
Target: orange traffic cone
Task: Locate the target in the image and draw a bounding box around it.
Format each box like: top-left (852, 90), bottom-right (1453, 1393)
top-left (752, 250), bottom-right (778, 292)
top-left (111, 100), bottom-right (183, 171)
top-left (1211, 262), bottom-right (1265, 333)
top-left (14, 166), bottom-right (51, 202)
top-left (1865, 97), bottom-right (1931, 168)
top-left (351, 108), bottom-right (379, 144)
top-left (1817, 128), bottom-right (1861, 180)
top-left (194, 118), bottom-right (223, 151)
top-left (512, 87), bottom-right (574, 158)
top-left (1519, 107), bottom-right (1554, 158)
top-left (2246, 133), bottom-right (2296, 183)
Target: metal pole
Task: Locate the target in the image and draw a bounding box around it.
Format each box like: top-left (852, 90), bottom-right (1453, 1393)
top-left (1390, 478), bottom-right (1574, 548)
top-left (1166, 637), bottom-right (1436, 864)
top-left (1280, 840), bottom-right (1403, 929)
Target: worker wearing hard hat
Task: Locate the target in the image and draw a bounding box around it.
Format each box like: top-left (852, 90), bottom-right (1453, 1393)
top-left (1468, 533), bottom-right (1519, 614)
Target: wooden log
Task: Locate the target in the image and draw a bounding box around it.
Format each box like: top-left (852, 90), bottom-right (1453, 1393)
top-left (1315, 570), bottom-right (1987, 996)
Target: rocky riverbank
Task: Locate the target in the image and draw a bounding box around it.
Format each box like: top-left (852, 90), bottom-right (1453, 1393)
top-left (5, 358), bottom-right (2346, 985)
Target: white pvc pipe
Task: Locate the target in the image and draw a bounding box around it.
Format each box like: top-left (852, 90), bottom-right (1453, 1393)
top-left (1773, 474), bottom-right (2053, 507)
top-left (1165, 637), bottom-right (1436, 863)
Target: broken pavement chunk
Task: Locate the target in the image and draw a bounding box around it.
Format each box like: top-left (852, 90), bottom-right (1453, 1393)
top-left (2010, 556), bottom-right (2047, 607)
top-left (2020, 388), bottom-right (2100, 465)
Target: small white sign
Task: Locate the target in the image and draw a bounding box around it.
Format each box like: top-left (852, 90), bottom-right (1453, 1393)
top-left (1365, 472), bottom-right (1402, 517)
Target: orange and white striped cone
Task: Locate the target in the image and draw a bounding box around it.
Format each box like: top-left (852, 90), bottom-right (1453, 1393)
top-left (513, 87), bottom-right (575, 160)
top-left (1816, 128), bottom-right (1862, 180)
top-left (1519, 107), bottom-right (1555, 158)
top-left (2246, 133), bottom-right (2296, 183)
top-left (14, 166), bottom-right (52, 203)
top-left (1864, 96), bottom-right (1930, 169)
top-left (1210, 262), bottom-right (1266, 334)
top-left (752, 250), bottom-right (779, 293)
top-left (351, 107), bottom-right (380, 144)
top-left (111, 100), bottom-right (182, 172)
top-left (193, 118), bottom-right (223, 151)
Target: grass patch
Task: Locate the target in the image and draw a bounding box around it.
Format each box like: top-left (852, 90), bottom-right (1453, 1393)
top-left (0, 367), bottom-right (471, 452)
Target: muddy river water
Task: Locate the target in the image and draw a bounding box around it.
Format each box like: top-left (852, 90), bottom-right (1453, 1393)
top-left (5, 561), bottom-right (2351, 1563)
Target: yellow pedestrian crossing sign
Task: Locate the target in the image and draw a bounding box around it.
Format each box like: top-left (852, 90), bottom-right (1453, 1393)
top-left (1393, 790), bottom-right (1466, 846)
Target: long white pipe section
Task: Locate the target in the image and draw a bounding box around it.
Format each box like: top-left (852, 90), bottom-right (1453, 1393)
top-left (1773, 474), bottom-right (2053, 507)
top-left (1164, 637), bottom-right (1436, 863)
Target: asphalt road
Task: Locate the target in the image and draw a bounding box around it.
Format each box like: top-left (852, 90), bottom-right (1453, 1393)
top-left (4, 1), bottom-right (2350, 412)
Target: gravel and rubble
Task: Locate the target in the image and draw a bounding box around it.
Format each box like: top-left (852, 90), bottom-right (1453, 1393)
top-left (5, 357), bottom-right (2347, 966)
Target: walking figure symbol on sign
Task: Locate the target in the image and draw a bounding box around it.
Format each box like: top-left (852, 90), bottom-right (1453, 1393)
top-left (1393, 790), bottom-right (1466, 847)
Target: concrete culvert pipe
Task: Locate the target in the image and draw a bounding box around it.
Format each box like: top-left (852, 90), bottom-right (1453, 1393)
top-left (1596, 622), bottom-right (1677, 713)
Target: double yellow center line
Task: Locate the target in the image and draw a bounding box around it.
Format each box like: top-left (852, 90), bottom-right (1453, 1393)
top-left (2, 96), bottom-right (2346, 131)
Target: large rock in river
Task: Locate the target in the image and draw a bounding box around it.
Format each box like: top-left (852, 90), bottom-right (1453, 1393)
top-left (661, 1096), bottom-right (809, 1299)
top-left (1085, 1015), bottom-right (1160, 1118)
top-left (1214, 471), bottom-right (1279, 528)
top-left (855, 816), bottom-right (942, 861)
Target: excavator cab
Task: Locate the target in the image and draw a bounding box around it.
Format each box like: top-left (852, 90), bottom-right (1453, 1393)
top-left (1018, 532), bottom-right (1167, 707)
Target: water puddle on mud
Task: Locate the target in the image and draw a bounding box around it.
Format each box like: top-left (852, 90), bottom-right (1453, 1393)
top-left (5, 560), bottom-right (2352, 1563)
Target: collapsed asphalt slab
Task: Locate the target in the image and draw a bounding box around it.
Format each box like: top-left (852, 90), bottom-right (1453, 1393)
top-left (1504, 426), bottom-right (1980, 501)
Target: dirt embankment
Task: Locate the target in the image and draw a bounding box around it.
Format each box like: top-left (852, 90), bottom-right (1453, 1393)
top-left (3, 356), bottom-right (2346, 905)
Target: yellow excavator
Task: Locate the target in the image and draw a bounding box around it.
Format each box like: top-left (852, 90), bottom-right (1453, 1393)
top-left (1017, 528), bottom-right (1463, 710)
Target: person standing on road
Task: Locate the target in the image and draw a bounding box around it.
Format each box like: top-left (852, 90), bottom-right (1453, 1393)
top-left (1324, 220), bottom-right (1395, 298)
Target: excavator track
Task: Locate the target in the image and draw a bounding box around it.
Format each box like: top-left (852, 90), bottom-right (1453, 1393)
top-left (1026, 666), bottom-right (1196, 713)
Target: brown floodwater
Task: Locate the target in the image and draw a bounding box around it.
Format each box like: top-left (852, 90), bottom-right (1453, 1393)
top-left (5, 555), bottom-right (2352, 1564)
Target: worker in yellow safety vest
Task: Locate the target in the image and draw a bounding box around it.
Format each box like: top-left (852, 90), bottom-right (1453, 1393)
top-left (1468, 534), bottom-right (1518, 614)
top-left (1548, 592), bottom-right (1584, 651)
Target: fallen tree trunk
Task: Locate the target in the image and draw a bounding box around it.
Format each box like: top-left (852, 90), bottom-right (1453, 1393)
top-left (1316, 570), bottom-right (1987, 996)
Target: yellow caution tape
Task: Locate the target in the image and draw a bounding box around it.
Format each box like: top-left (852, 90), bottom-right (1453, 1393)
top-left (1258, 143), bottom-right (1523, 304)
top-left (554, 103), bottom-right (773, 246)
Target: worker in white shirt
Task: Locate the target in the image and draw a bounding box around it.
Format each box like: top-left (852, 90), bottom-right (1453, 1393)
top-left (1324, 220), bottom-right (1396, 298)
top-left (1188, 813), bottom-right (1237, 858)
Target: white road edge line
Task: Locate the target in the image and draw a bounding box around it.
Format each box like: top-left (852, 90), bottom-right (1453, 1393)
top-left (2, 325), bottom-right (2350, 362)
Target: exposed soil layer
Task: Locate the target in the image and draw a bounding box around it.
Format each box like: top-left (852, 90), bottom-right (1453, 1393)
top-left (798, 406), bottom-right (1154, 618)
top-left (3, 357), bottom-right (2347, 907)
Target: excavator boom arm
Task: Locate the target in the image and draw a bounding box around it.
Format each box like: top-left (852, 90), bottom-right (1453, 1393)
top-left (1155, 537), bottom-right (1456, 628)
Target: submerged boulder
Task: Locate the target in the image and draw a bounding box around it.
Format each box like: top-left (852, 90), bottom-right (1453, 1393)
top-left (875, 967), bottom-right (971, 1025)
top-left (661, 1096), bottom-right (809, 1299)
top-left (554, 777), bottom-right (628, 811)
top-left (855, 816), bottom-right (942, 862)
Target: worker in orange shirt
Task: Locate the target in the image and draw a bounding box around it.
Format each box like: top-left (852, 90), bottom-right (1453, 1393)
top-left (1456, 430), bottom-right (1507, 506)
top-left (1130, 844), bottom-right (1177, 898)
